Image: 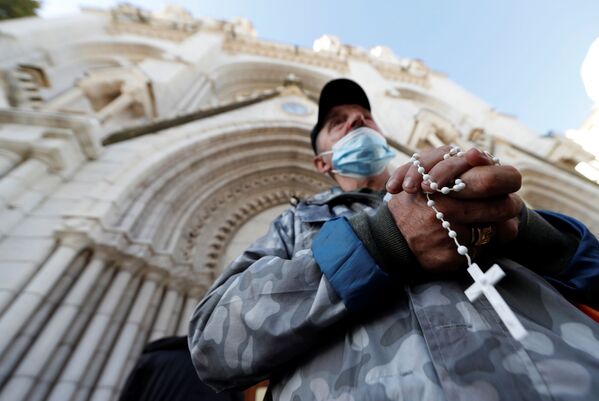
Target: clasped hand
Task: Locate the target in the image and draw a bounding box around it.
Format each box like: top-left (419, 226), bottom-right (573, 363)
top-left (385, 146), bottom-right (523, 272)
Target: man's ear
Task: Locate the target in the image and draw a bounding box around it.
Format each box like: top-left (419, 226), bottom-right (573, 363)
top-left (313, 154), bottom-right (332, 174)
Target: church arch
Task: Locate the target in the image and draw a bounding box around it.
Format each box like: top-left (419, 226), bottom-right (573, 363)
top-left (90, 120), bottom-right (332, 278)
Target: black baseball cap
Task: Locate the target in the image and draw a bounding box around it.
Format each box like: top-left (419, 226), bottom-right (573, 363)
top-left (310, 78), bottom-right (371, 154)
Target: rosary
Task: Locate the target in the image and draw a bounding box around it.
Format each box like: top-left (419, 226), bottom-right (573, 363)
top-left (408, 145), bottom-right (528, 341)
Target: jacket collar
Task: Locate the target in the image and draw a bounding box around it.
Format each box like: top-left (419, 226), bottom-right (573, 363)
top-left (305, 186), bottom-right (386, 206)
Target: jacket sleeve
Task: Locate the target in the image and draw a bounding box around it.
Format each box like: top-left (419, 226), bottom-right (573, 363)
top-left (504, 207), bottom-right (599, 307)
top-left (188, 208), bottom-right (391, 392)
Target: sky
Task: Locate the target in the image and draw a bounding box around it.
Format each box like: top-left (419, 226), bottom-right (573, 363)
top-left (39, 0), bottom-right (599, 135)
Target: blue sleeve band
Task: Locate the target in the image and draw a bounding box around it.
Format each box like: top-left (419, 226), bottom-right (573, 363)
top-left (537, 210), bottom-right (599, 305)
top-left (312, 217), bottom-right (391, 314)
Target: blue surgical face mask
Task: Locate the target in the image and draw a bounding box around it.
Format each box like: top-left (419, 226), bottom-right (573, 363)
top-left (319, 127), bottom-right (396, 178)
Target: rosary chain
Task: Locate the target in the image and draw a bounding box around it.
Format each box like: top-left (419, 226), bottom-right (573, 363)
top-left (409, 146), bottom-right (501, 266)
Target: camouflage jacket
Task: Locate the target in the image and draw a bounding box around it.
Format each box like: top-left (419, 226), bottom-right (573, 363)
top-left (189, 188), bottom-right (599, 401)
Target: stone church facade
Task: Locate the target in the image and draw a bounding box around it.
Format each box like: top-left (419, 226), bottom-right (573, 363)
top-left (0, 4), bottom-right (598, 401)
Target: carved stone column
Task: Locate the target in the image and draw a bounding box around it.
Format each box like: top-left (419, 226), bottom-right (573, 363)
top-left (0, 251), bottom-right (109, 401)
top-left (0, 235), bottom-right (86, 358)
top-left (176, 285), bottom-right (205, 336)
top-left (89, 270), bottom-right (163, 401)
top-left (166, 287), bottom-right (184, 336)
top-left (46, 260), bottom-right (139, 401)
top-left (149, 280), bottom-right (182, 342)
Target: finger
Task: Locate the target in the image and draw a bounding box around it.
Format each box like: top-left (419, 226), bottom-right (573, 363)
top-left (421, 157), bottom-right (473, 193)
top-left (433, 194), bottom-right (523, 224)
top-left (421, 148), bottom-right (494, 193)
top-left (464, 147), bottom-right (495, 167)
top-left (450, 165), bottom-right (522, 199)
top-left (386, 163), bottom-right (411, 194)
top-left (494, 217), bottom-right (519, 243)
top-left (402, 145), bottom-right (453, 193)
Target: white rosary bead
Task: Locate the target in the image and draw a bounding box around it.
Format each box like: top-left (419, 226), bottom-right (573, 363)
top-left (416, 148), bottom-right (499, 264)
top-left (453, 183), bottom-right (466, 192)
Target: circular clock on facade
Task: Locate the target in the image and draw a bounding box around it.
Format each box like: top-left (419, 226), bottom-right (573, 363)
top-left (281, 101), bottom-right (309, 116)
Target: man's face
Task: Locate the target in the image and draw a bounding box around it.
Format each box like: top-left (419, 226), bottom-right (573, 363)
top-left (312, 103), bottom-right (391, 190)
top-left (315, 104), bottom-right (382, 154)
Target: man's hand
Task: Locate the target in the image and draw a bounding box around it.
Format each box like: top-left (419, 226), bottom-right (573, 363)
top-left (384, 146), bottom-right (524, 272)
top-left (386, 146), bottom-right (521, 197)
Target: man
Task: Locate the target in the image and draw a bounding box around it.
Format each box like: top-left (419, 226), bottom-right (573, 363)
top-left (189, 79), bottom-right (599, 401)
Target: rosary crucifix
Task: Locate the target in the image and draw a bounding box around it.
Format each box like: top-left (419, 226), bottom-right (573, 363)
top-left (406, 146), bottom-right (528, 341)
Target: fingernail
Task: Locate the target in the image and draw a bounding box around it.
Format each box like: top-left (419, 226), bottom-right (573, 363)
top-left (403, 177), bottom-right (414, 190)
top-left (386, 178), bottom-right (397, 191)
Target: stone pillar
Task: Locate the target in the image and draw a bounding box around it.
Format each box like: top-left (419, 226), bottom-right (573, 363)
top-left (117, 277), bottom-right (164, 395)
top-left (0, 149), bottom-right (23, 179)
top-left (0, 253), bottom-right (108, 401)
top-left (46, 262), bottom-right (137, 401)
top-left (89, 271), bottom-right (162, 401)
top-left (0, 236), bottom-right (86, 358)
top-left (148, 282), bottom-right (181, 342)
top-left (29, 263), bottom-right (114, 401)
top-left (166, 290), bottom-right (184, 336)
top-left (176, 286), bottom-right (204, 336)
top-left (73, 274), bottom-right (142, 401)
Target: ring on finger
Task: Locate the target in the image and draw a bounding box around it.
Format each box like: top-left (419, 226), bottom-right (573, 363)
top-left (470, 225), bottom-right (495, 247)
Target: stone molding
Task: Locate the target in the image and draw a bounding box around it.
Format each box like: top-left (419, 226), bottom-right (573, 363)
top-left (223, 33), bottom-right (349, 73)
top-left (104, 3), bottom-right (254, 42)
top-left (0, 108), bottom-right (102, 160)
top-left (222, 34), bottom-right (431, 87)
top-left (516, 161), bottom-right (599, 235)
top-left (370, 59), bottom-right (430, 87)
